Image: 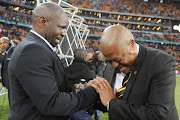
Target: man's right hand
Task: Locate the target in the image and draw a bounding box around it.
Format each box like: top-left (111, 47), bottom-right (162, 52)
top-left (88, 77), bottom-right (116, 107)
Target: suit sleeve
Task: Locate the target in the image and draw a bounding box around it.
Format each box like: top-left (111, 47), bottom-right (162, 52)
top-left (108, 56), bottom-right (177, 120)
top-left (14, 44), bottom-right (98, 116)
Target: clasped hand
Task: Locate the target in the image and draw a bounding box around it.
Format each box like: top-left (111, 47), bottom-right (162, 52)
top-left (73, 78), bottom-right (116, 107)
top-left (87, 77), bottom-right (116, 107)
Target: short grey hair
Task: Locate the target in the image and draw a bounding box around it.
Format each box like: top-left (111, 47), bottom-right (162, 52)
top-left (1, 37), bottom-right (10, 42)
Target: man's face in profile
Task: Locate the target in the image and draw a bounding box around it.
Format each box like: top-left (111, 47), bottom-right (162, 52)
top-left (101, 45), bottom-right (133, 74)
top-left (45, 12), bottom-right (68, 47)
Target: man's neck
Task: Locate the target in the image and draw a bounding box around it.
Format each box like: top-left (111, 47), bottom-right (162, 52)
top-left (30, 30), bottom-right (56, 52)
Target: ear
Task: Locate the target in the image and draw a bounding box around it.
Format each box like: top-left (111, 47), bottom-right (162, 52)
top-left (83, 55), bottom-right (89, 61)
top-left (39, 16), bottom-right (48, 28)
top-left (129, 39), bottom-right (135, 48)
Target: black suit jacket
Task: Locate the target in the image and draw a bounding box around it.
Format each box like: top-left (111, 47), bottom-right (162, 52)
top-left (0, 54), bottom-right (4, 63)
top-left (65, 59), bottom-right (96, 90)
top-left (104, 44), bottom-right (179, 120)
top-left (1, 46), bottom-right (14, 89)
top-left (8, 31), bottom-right (97, 120)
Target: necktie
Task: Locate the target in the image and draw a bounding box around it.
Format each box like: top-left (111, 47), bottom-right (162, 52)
top-left (116, 71), bottom-right (132, 99)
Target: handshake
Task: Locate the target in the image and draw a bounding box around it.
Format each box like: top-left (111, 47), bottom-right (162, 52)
top-left (74, 77), bottom-right (116, 107)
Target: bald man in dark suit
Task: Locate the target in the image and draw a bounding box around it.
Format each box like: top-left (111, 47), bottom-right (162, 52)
top-left (8, 3), bottom-right (97, 120)
top-left (90, 25), bottom-right (179, 120)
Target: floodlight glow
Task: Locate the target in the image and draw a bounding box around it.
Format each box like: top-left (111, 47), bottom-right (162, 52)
top-left (173, 24), bottom-right (180, 32)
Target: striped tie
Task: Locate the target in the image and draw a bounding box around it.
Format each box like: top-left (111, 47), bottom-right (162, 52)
top-left (116, 71), bottom-right (132, 99)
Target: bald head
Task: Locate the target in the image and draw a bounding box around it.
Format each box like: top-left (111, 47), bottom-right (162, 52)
top-left (100, 25), bottom-right (134, 50)
top-left (32, 2), bottom-right (66, 25)
top-left (100, 25), bottom-right (137, 74)
top-left (31, 2), bottom-right (68, 47)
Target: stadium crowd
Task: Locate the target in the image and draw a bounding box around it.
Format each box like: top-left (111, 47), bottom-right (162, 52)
top-left (0, 0), bottom-right (179, 71)
top-left (6, 0), bottom-right (180, 18)
top-left (0, 8), bottom-right (31, 25)
top-left (0, 0), bottom-right (179, 42)
top-left (5, 0), bottom-right (36, 6)
top-left (0, 23), bottom-right (30, 46)
top-left (89, 28), bottom-right (180, 42)
top-left (67, 0), bottom-right (180, 18)
top-left (85, 38), bottom-right (180, 70)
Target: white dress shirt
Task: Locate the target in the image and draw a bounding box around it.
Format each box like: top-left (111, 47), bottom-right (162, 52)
top-left (107, 43), bottom-right (139, 111)
top-left (30, 30), bottom-right (57, 52)
top-left (113, 43), bottom-right (139, 90)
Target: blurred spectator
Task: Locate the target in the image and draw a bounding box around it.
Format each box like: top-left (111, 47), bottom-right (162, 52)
top-left (91, 51), bottom-right (107, 77)
top-left (90, 51), bottom-right (107, 120)
top-left (65, 48), bottom-right (96, 89)
top-left (65, 48), bottom-right (96, 120)
top-left (0, 23), bottom-right (30, 46)
top-left (0, 36), bottom-right (14, 105)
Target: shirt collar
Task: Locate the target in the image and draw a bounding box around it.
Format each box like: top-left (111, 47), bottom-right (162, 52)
top-left (136, 43), bottom-right (139, 55)
top-left (30, 30), bottom-right (56, 52)
top-left (131, 43), bottom-right (140, 70)
top-left (5, 46), bottom-right (13, 54)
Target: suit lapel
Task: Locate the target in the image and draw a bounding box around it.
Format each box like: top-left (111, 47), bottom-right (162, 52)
top-left (26, 31), bottom-right (54, 52)
top-left (27, 31), bottom-right (65, 71)
top-left (1, 53), bottom-right (7, 72)
top-left (53, 51), bottom-right (65, 70)
top-left (26, 31), bottom-right (67, 91)
top-left (2, 47), bottom-right (14, 72)
top-left (122, 44), bottom-right (147, 100)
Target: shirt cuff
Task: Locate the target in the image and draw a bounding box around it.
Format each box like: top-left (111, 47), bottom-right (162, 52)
top-left (107, 99), bottom-right (111, 111)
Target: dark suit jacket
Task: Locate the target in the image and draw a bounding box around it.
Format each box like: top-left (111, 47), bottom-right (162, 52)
top-left (0, 54), bottom-right (4, 63)
top-left (65, 59), bottom-right (96, 91)
top-left (1, 46), bottom-right (14, 89)
top-left (104, 44), bottom-right (179, 120)
top-left (90, 60), bottom-right (107, 77)
top-left (8, 31), bottom-right (97, 120)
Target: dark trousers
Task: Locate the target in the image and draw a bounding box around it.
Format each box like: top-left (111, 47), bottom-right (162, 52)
top-left (8, 88), bottom-right (10, 105)
top-left (69, 110), bottom-right (91, 120)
